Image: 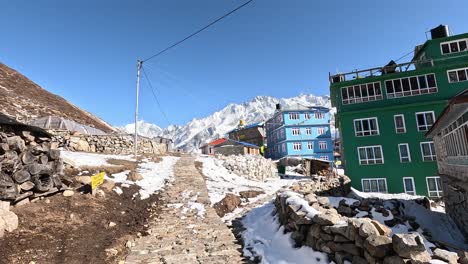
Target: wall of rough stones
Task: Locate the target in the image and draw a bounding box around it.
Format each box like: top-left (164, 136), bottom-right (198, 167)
top-left (51, 131), bottom-right (167, 155)
top-left (275, 191), bottom-right (464, 264)
top-left (216, 154), bottom-right (278, 181)
top-left (0, 127), bottom-right (65, 201)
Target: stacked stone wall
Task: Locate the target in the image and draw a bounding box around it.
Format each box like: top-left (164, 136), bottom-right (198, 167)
top-left (51, 131), bottom-right (167, 155)
top-left (216, 154), bottom-right (277, 180)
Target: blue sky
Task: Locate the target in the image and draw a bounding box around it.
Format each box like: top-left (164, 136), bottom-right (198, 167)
top-left (1, 1), bottom-right (467, 127)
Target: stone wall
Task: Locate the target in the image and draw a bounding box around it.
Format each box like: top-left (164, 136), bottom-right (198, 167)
top-left (275, 191), bottom-right (464, 264)
top-left (51, 131), bottom-right (167, 155)
top-left (216, 154), bottom-right (278, 181)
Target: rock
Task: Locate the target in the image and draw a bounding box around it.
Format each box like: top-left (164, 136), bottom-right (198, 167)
top-left (15, 198), bottom-right (30, 207)
top-left (392, 233), bottom-right (426, 258)
top-left (13, 170), bottom-right (31, 183)
top-left (101, 180), bottom-right (115, 192)
top-left (20, 181), bottom-right (35, 191)
top-left (408, 251), bottom-right (431, 264)
top-left (239, 190), bottom-right (264, 199)
top-left (0, 201), bottom-right (10, 211)
top-left (371, 220), bottom-right (392, 236)
top-left (305, 193), bottom-right (318, 204)
top-left (105, 248), bottom-right (119, 256)
top-left (20, 151), bottom-right (36, 165)
top-left (127, 171), bottom-right (143, 182)
top-left (364, 251), bottom-right (378, 264)
top-left (337, 204), bottom-right (354, 216)
top-left (328, 242), bottom-right (362, 256)
top-left (433, 248), bottom-right (459, 264)
top-left (108, 222), bottom-right (117, 228)
top-left (334, 234), bottom-right (350, 243)
top-left (63, 190), bottom-right (74, 197)
top-left (75, 139), bottom-right (90, 152)
top-left (21, 131), bottom-right (35, 142)
top-left (213, 193), bottom-right (241, 217)
top-left (7, 136), bottom-right (26, 152)
top-left (26, 163), bottom-right (44, 175)
top-left (383, 256), bottom-right (406, 264)
top-left (312, 210), bottom-right (341, 226)
top-left (75, 176), bottom-right (91, 185)
top-left (353, 256), bottom-right (368, 264)
top-left (364, 235), bottom-right (393, 258)
top-left (48, 149), bottom-right (60, 160)
top-left (359, 219), bottom-right (380, 238)
top-left (0, 210), bottom-right (18, 232)
top-left (317, 197), bottom-right (330, 206)
top-left (335, 252), bottom-right (353, 264)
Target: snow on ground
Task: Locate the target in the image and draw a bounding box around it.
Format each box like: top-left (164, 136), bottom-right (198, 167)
top-left (178, 190), bottom-right (206, 218)
top-left (197, 156), bottom-right (299, 205)
top-left (350, 187), bottom-right (424, 200)
top-left (242, 202), bottom-right (329, 264)
top-left (60, 150), bottom-right (134, 167)
top-left (107, 156), bottom-right (179, 199)
top-left (326, 196), bottom-right (358, 208)
top-left (281, 191), bottom-right (321, 218)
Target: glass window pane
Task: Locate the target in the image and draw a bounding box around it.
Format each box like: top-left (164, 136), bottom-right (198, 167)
top-left (436, 177), bottom-right (442, 189)
top-left (348, 87), bottom-right (355, 98)
top-left (418, 76), bottom-right (428, 89)
top-left (363, 181), bottom-right (370, 192)
top-left (355, 86), bottom-right (361, 97)
top-left (371, 180), bottom-right (378, 192)
top-left (359, 148), bottom-right (366, 160)
top-left (367, 148), bottom-right (374, 159)
top-left (427, 178), bottom-right (436, 191)
top-left (378, 180), bottom-right (386, 192)
top-left (363, 120), bottom-right (370, 131)
top-left (422, 143), bottom-right (430, 155)
top-left (417, 114), bottom-right (425, 127)
top-left (402, 78), bottom-right (411, 91)
top-left (458, 70), bottom-right (467, 81)
top-left (355, 121), bottom-right (362, 133)
top-left (362, 84), bottom-right (369, 97)
top-left (370, 119), bottom-right (377, 131)
top-left (374, 147), bottom-right (382, 159)
top-left (410, 77), bottom-right (419, 90)
top-left (399, 145), bottom-right (408, 157)
top-left (342, 88), bottom-right (348, 99)
top-left (442, 44), bottom-right (450, 54)
top-left (427, 74), bottom-right (436, 87)
top-left (374, 82), bottom-right (381, 95)
top-left (393, 79), bottom-right (402, 92)
top-left (395, 116), bottom-right (403, 128)
top-left (448, 71), bottom-right (458, 83)
top-left (460, 40), bottom-right (467, 52)
top-left (450, 42), bottom-right (459, 52)
top-left (426, 113), bottom-right (434, 126)
top-left (404, 179), bottom-right (414, 191)
top-left (386, 80), bottom-right (394, 93)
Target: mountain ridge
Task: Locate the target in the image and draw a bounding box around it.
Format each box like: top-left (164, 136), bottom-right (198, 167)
top-left (122, 94), bottom-right (332, 152)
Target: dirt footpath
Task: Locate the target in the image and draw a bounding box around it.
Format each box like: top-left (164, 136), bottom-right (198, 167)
top-left (0, 184), bottom-right (161, 264)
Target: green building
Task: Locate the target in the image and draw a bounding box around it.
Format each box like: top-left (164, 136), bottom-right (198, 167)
top-left (329, 25), bottom-right (468, 197)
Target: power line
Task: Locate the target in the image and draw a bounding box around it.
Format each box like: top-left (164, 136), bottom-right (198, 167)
top-left (143, 0), bottom-right (254, 62)
top-left (141, 66), bottom-right (171, 125)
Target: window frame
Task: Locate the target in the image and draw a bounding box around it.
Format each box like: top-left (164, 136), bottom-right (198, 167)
top-left (440, 38), bottom-right (468, 55)
top-left (394, 114), bottom-right (406, 133)
top-left (305, 127), bottom-right (312, 135)
top-left (319, 156), bottom-right (329, 161)
top-left (420, 141), bottom-right (436, 161)
top-left (426, 176), bottom-right (443, 197)
top-left (315, 111), bottom-right (325, 119)
top-left (307, 141), bottom-right (313, 150)
top-left (385, 74), bottom-right (437, 99)
top-left (318, 141), bottom-right (327, 150)
top-left (403, 177), bottom-right (416, 195)
top-left (447, 67), bottom-right (468, 83)
top-left (289, 112), bottom-right (300, 120)
top-left (291, 127), bottom-right (301, 136)
top-left (353, 117), bottom-right (380, 137)
top-left (398, 143), bottom-right (411, 163)
top-left (361, 178), bottom-right (388, 193)
top-left (357, 145), bottom-right (384, 165)
top-left (415, 111), bottom-right (435, 132)
top-left (341, 82), bottom-right (383, 105)
top-left (304, 112), bottom-right (311, 119)
top-left (293, 142), bottom-right (302, 151)
top-left (317, 127), bottom-right (325, 135)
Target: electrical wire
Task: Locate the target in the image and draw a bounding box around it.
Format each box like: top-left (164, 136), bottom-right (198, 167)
top-left (141, 66), bottom-right (171, 125)
top-left (143, 0), bottom-right (253, 62)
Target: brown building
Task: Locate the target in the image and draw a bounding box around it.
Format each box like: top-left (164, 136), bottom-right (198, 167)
top-left (426, 89), bottom-right (468, 237)
top-left (227, 122), bottom-right (266, 147)
top-left (199, 138), bottom-right (260, 156)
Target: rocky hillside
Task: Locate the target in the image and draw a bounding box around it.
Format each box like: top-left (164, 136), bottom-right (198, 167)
top-left (0, 63), bottom-right (114, 133)
top-left (123, 94), bottom-right (332, 152)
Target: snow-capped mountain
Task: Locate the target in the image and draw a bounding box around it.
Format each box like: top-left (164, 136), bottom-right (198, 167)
top-left (122, 94), bottom-right (332, 152)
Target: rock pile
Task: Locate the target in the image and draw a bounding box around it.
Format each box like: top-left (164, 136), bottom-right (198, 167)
top-left (0, 129), bottom-right (65, 201)
top-left (216, 154), bottom-right (277, 180)
top-left (52, 132), bottom-right (167, 155)
top-left (275, 192), bottom-right (464, 264)
top-left (289, 176), bottom-right (351, 197)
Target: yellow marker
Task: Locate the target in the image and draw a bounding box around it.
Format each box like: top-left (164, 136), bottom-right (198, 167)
top-left (91, 172), bottom-right (105, 190)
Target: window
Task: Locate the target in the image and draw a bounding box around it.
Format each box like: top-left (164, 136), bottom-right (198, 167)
top-left (358, 146), bottom-right (384, 165)
top-left (362, 178), bottom-right (387, 193)
top-left (282, 143), bottom-right (286, 153)
top-left (416, 111), bottom-right (435, 131)
top-left (441, 39), bottom-right (468, 55)
top-left (403, 177), bottom-right (416, 195)
top-left (426, 177), bottom-right (443, 197)
top-left (280, 129), bottom-right (285, 139)
top-left (385, 74), bottom-right (437, 99)
top-left (320, 156), bottom-right (329, 161)
top-left (354, 118), bottom-right (379, 137)
top-left (289, 112), bottom-right (299, 120)
top-left (420, 142), bottom-right (436, 161)
top-left (317, 127), bottom-right (325, 135)
top-left (341, 82), bottom-right (382, 105)
top-left (305, 127), bottom-right (311, 135)
top-left (442, 113), bottom-right (468, 157)
top-left (447, 67), bottom-right (468, 83)
top-left (315, 112), bottom-right (325, 119)
top-left (307, 141), bottom-right (313, 150)
top-left (292, 128), bottom-right (300, 136)
top-left (304, 112), bottom-right (311, 119)
top-left (398, 143), bottom-right (411, 163)
top-left (293, 142), bottom-right (302, 151)
top-left (394, 115), bottom-right (406, 133)
top-left (319, 141), bottom-right (327, 150)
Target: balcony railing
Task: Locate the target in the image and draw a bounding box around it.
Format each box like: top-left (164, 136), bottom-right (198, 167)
top-left (329, 59), bottom-right (434, 84)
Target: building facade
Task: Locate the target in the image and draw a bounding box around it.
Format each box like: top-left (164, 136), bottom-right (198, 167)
top-left (329, 26), bottom-right (468, 196)
top-left (426, 90), bottom-right (468, 237)
top-left (227, 122), bottom-right (266, 147)
top-left (265, 106), bottom-right (333, 161)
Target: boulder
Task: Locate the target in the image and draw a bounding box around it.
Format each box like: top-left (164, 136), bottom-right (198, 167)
top-left (7, 136), bottom-right (26, 152)
top-left (0, 217), bottom-right (5, 238)
top-left (392, 233), bottom-right (427, 259)
top-left (13, 170), bottom-right (31, 183)
top-left (305, 193), bottom-right (318, 204)
top-left (75, 176), bottom-right (92, 185)
top-left (364, 234), bottom-right (393, 258)
top-left (75, 139), bottom-right (90, 152)
top-left (213, 193), bottom-right (241, 217)
top-left (127, 171), bottom-right (143, 182)
top-left (317, 197), bottom-right (330, 206)
top-left (0, 201), bottom-right (9, 211)
top-left (359, 219), bottom-right (380, 238)
top-left (19, 181), bottom-right (35, 191)
top-left (337, 204), bottom-right (354, 216)
top-left (433, 248), bottom-right (459, 264)
top-left (0, 210), bottom-right (18, 232)
top-left (312, 210), bottom-right (341, 226)
top-left (371, 220), bottom-right (392, 236)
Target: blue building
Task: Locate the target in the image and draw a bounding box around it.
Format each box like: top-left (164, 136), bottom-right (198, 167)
top-left (265, 106), bottom-right (333, 160)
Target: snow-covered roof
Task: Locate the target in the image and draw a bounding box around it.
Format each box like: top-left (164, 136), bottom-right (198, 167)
top-left (29, 116), bottom-right (107, 135)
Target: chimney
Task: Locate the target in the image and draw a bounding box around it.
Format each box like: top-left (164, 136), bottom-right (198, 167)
top-left (276, 104), bottom-right (281, 111)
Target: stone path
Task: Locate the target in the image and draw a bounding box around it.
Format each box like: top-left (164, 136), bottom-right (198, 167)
top-left (125, 156), bottom-right (245, 264)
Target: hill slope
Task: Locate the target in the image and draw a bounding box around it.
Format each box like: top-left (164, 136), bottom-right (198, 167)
top-left (0, 62), bottom-right (114, 132)
top-left (123, 94), bottom-right (332, 152)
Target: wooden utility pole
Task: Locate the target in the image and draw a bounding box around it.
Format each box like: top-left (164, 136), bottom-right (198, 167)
top-left (134, 60), bottom-right (143, 158)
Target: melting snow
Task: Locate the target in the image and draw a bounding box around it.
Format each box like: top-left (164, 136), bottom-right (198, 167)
top-left (61, 150), bottom-right (134, 167)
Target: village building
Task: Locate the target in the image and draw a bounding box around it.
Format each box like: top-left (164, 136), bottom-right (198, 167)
top-left (329, 25), bottom-right (468, 196)
top-left (426, 89), bottom-right (468, 237)
top-left (227, 121), bottom-right (266, 147)
top-left (200, 138), bottom-right (260, 156)
top-left (264, 105), bottom-right (333, 161)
